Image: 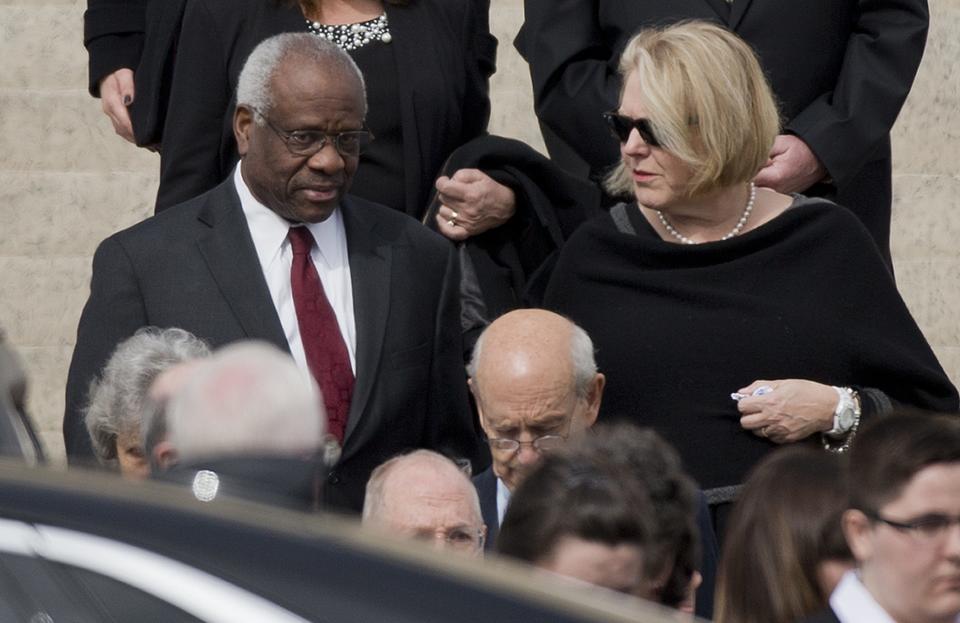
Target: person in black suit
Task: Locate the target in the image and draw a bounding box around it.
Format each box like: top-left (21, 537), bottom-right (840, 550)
top-left (467, 309), bottom-right (720, 619)
top-left (515, 0), bottom-right (930, 263)
top-left (64, 33), bottom-right (484, 512)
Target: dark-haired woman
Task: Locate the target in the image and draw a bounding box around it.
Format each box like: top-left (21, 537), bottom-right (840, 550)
top-left (715, 447), bottom-right (853, 623)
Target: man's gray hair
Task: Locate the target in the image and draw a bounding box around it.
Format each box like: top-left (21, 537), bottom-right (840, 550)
top-left (467, 318), bottom-right (599, 400)
top-left (362, 449), bottom-right (481, 525)
top-left (165, 341), bottom-right (324, 462)
top-left (84, 327), bottom-right (210, 466)
top-left (236, 32), bottom-right (368, 123)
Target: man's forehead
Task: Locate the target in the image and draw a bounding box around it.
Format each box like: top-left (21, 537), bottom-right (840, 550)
top-left (885, 462), bottom-right (960, 511)
top-left (271, 56), bottom-right (363, 102)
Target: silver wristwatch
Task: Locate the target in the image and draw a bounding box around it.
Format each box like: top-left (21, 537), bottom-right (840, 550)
top-left (825, 386), bottom-right (860, 438)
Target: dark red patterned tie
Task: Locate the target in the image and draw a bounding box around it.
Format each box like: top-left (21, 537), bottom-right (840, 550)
top-left (288, 226), bottom-right (354, 444)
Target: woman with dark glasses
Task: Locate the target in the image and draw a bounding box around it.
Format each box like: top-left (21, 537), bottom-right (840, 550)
top-left (540, 22), bottom-right (956, 533)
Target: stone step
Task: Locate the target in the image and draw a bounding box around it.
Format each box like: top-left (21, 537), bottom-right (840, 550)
top-left (0, 3), bottom-right (87, 91)
top-left (0, 171), bottom-right (156, 257)
top-left (889, 2), bottom-right (960, 176)
top-left (890, 174), bottom-right (960, 261)
top-left (0, 89), bottom-right (160, 173)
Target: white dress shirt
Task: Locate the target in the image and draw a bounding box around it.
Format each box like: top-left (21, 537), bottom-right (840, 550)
top-left (830, 571), bottom-right (897, 623)
top-left (496, 477), bottom-right (510, 526)
top-left (830, 570), bottom-right (960, 623)
top-left (235, 166), bottom-right (357, 375)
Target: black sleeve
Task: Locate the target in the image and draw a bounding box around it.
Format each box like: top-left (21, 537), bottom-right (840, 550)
top-left (459, 0), bottom-right (497, 144)
top-left (785, 0), bottom-right (928, 185)
top-left (427, 243), bottom-right (486, 469)
top-left (828, 210), bottom-right (959, 412)
top-left (64, 236), bottom-right (148, 461)
top-left (84, 0), bottom-right (147, 96)
top-left (514, 0), bottom-right (619, 176)
top-left (155, 0), bottom-right (231, 211)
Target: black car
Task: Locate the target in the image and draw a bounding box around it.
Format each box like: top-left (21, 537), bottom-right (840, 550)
top-left (0, 462), bottom-right (688, 622)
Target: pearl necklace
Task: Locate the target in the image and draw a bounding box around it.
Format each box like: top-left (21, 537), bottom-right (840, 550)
top-left (656, 182), bottom-right (756, 245)
top-left (306, 13), bottom-right (392, 51)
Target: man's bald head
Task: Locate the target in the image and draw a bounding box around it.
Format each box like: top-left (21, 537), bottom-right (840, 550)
top-left (363, 450), bottom-right (486, 555)
top-left (469, 309), bottom-right (596, 399)
top-left (467, 310), bottom-right (604, 491)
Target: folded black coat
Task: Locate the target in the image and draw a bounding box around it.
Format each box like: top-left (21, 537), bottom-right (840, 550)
top-left (423, 135), bottom-right (603, 338)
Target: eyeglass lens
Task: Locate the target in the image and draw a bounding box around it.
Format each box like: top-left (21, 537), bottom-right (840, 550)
top-left (602, 112), bottom-right (661, 147)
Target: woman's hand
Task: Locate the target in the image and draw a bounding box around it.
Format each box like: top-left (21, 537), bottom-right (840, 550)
top-left (99, 68), bottom-right (136, 143)
top-left (435, 169), bottom-right (516, 241)
top-left (736, 379), bottom-right (836, 443)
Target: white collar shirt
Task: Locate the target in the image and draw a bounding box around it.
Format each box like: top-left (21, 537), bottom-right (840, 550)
top-left (831, 570), bottom-right (960, 623)
top-left (235, 165), bottom-right (356, 374)
top-left (496, 476), bottom-right (511, 527)
top-left (830, 570), bottom-right (897, 623)
top-left (830, 570), bottom-right (960, 623)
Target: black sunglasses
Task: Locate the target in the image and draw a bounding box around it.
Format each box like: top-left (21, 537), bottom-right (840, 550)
top-left (602, 111), bottom-right (661, 147)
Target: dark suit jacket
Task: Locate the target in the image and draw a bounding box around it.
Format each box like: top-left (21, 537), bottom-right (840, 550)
top-left (515, 0), bottom-right (929, 261)
top-left (472, 466), bottom-right (499, 551)
top-left (83, 0), bottom-right (188, 147)
top-left (64, 177), bottom-right (485, 512)
top-left (801, 607), bottom-right (842, 623)
top-left (156, 0), bottom-right (495, 215)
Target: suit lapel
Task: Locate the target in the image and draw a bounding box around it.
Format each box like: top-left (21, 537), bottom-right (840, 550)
top-left (195, 180), bottom-right (289, 353)
top-left (340, 197), bottom-right (392, 449)
top-left (700, 0), bottom-right (732, 22)
top-left (727, 0), bottom-right (755, 30)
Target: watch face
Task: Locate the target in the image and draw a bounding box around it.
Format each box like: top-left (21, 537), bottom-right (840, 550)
top-left (838, 406), bottom-right (855, 429)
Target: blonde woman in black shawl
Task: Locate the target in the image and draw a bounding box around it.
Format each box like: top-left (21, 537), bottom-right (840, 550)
top-left (541, 21), bottom-right (957, 531)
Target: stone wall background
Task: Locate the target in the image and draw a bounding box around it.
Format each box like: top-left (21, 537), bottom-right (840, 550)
top-left (1, 0), bottom-right (957, 462)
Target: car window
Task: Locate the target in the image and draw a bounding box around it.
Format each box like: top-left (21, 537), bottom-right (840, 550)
top-left (0, 551), bottom-right (203, 622)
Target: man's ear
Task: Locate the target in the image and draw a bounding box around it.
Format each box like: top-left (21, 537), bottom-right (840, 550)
top-left (152, 440), bottom-right (179, 472)
top-left (234, 105), bottom-right (255, 156)
top-left (582, 373), bottom-right (605, 428)
top-left (469, 380), bottom-right (492, 436)
top-left (842, 508), bottom-right (873, 564)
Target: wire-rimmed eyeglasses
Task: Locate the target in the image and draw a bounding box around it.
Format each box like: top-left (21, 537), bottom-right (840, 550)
top-left (250, 107), bottom-right (373, 157)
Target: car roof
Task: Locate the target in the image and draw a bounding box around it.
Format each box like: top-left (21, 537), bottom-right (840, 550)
top-left (0, 461), bottom-right (692, 623)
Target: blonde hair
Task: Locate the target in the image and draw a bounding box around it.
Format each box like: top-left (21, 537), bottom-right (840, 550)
top-left (604, 21), bottom-right (780, 199)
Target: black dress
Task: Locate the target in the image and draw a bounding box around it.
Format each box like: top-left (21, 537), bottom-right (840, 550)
top-left (542, 196), bottom-right (958, 491)
top-left (156, 0), bottom-right (494, 215)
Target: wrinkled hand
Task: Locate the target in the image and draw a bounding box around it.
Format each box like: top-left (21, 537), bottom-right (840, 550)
top-left (736, 379), bottom-right (836, 444)
top-left (435, 168), bottom-right (516, 241)
top-left (754, 134), bottom-right (826, 194)
top-left (99, 68), bottom-right (136, 143)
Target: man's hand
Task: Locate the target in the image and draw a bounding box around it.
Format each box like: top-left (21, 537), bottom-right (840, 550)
top-left (736, 379), bottom-right (837, 444)
top-left (754, 134), bottom-right (826, 194)
top-left (98, 68), bottom-right (136, 144)
top-left (434, 169), bottom-right (516, 242)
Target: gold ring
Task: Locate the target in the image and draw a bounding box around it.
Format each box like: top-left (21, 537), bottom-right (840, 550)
top-left (761, 426), bottom-right (770, 438)
top-left (448, 218), bottom-right (457, 227)
top-left (450, 210), bottom-right (459, 219)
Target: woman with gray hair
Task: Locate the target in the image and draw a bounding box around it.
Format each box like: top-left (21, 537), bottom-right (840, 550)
top-left (541, 21), bottom-right (956, 529)
top-left (84, 326), bottom-right (209, 478)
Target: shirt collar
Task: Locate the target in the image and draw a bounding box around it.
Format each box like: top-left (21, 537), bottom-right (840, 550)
top-left (831, 570), bottom-right (897, 623)
top-left (496, 476), bottom-right (511, 527)
top-left (235, 165), bottom-right (346, 270)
